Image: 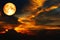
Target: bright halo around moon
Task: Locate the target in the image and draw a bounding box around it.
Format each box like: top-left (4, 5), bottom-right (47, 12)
top-left (3, 2), bottom-right (16, 16)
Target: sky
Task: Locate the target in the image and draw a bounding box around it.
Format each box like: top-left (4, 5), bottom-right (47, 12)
top-left (0, 0), bottom-right (60, 31)
top-left (0, 0), bottom-right (31, 14)
top-left (0, 0), bottom-right (32, 24)
top-left (0, 0), bottom-right (60, 40)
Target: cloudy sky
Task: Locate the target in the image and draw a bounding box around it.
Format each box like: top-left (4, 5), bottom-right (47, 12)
top-left (0, 0), bottom-right (60, 40)
top-left (0, 0), bottom-right (60, 34)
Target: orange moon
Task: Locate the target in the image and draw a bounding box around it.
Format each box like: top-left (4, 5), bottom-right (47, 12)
top-left (3, 2), bottom-right (16, 16)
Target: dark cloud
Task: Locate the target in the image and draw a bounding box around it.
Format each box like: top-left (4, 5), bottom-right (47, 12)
top-left (43, 0), bottom-right (60, 8)
top-left (35, 7), bottom-right (60, 25)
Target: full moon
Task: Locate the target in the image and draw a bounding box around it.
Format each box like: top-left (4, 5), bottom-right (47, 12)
top-left (3, 2), bottom-right (16, 16)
